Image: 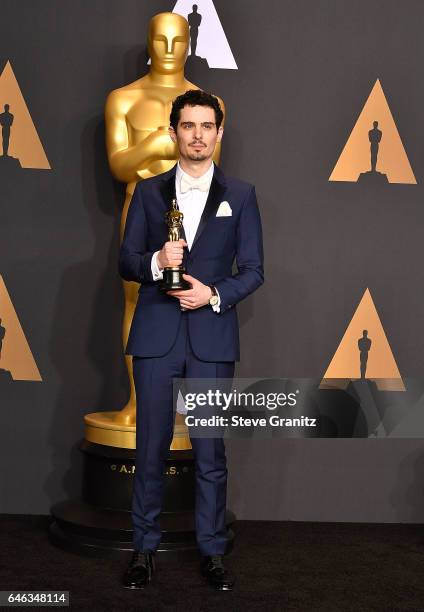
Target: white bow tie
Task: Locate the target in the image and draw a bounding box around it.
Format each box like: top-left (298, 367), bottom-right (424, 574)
top-left (180, 173), bottom-right (211, 194)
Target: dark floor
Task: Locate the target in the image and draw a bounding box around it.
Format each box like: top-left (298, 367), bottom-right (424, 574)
top-left (2, 516), bottom-right (424, 611)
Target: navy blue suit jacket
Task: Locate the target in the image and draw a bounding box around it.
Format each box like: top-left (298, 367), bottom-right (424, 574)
top-left (119, 163), bottom-right (264, 362)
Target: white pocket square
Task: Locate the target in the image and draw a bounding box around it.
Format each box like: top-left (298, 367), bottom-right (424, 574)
top-left (216, 201), bottom-right (232, 217)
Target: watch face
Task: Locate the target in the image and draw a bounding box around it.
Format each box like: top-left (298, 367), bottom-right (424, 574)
top-left (210, 295), bottom-right (219, 306)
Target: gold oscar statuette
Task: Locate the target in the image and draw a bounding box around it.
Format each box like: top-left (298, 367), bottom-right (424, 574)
top-left (160, 199), bottom-right (191, 291)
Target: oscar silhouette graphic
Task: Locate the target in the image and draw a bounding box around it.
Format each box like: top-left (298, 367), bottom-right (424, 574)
top-left (358, 330), bottom-right (372, 379)
top-left (0, 104), bottom-right (21, 171)
top-left (1, 104), bottom-right (13, 155)
top-left (358, 120), bottom-right (388, 183)
top-left (343, 330), bottom-right (388, 437)
top-left (0, 318), bottom-right (12, 382)
top-left (0, 318), bottom-right (5, 359)
top-left (186, 4), bottom-right (209, 71)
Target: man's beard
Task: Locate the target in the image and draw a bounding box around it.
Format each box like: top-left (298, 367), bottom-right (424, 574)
top-left (187, 151), bottom-right (209, 161)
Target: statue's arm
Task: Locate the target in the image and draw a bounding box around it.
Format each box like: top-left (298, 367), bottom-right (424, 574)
top-left (105, 91), bottom-right (160, 183)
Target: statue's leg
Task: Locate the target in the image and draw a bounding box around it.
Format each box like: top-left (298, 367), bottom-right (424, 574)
top-left (360, 356), bottom-right (367, 379)
top-left (191, 31), bottom-right (198, 55)
top-left (371, 145), bottom-right (377, 172)
top-left (4, 129), bottom-right (10, 156)
top-left (113, 190), bottom-right (191, 449)
top-left (113, 190), bottom-right (139, 426)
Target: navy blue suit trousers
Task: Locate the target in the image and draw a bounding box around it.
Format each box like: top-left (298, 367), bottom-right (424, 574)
top-left (132, 312), bottom-right (235, 555)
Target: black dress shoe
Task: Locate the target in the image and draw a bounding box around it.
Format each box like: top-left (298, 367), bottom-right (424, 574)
top-left (201, 555), bottom-right (235, 591)
top-left (122, 550), bottom-right (155, 589)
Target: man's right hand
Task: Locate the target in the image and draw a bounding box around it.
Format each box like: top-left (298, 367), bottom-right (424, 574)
top-left (157, 239), bottom-right (187, 269)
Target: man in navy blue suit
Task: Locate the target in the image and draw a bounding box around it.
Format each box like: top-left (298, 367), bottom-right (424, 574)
top-left (120, 90), bottom-right (264, 591)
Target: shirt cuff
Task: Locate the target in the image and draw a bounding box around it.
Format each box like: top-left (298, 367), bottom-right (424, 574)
top-left (151, 251), bottom-right (164, 281)
top-left (212, 287), bottom-right (221, 313)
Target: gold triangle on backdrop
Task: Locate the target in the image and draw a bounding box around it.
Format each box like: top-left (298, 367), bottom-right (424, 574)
top-left (320, 288), bottom-right (404, 391)
top-left (329, 79), bottom-right (416, 184)
top-left (0, 275), bottom-right (42, 381)
top-left (0, 60), bottom-right (50, 169)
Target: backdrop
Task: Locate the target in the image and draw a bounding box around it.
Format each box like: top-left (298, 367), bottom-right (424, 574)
top-left (1, 0), bottom-right (424, 522)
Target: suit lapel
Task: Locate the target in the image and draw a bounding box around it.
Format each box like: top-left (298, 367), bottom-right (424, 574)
top-left (159, 165), bottom-right (177, 208)
top-left (190, 165), bottom-right (227, 252)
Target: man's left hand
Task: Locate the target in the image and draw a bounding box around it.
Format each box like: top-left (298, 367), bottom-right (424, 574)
top-left (166, 274), bottom-right (211, 310)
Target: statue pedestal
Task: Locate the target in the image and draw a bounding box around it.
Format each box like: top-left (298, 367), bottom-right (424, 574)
top-left (0, 368), bottom-right (13, 382)
top-left (358, 170), bottom-right (389, 184)
top-left (0, 154), bottom-right (21, 168)
top-left (0, 155), bottom-right (22, 181)
top-left (49, 414), bottom-right (235, 558)
top-left (83, 410), bottom-right (192, 451)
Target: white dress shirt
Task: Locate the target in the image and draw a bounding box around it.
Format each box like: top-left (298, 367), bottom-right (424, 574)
top-left (151, 161), bottom-right (221, 312)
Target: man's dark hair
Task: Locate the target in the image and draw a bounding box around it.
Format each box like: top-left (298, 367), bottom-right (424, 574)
top-left (170, 90), bottom-right (223, 131)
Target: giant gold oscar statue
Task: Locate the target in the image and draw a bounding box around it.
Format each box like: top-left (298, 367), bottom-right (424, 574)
top-left (50, 12), bottom-right (228, 556)
top-left (84, 12), bottom-right (225, 451)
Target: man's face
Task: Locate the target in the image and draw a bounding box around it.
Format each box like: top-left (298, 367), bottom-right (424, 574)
top-left (169, 105), bottom-right (223, 163)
